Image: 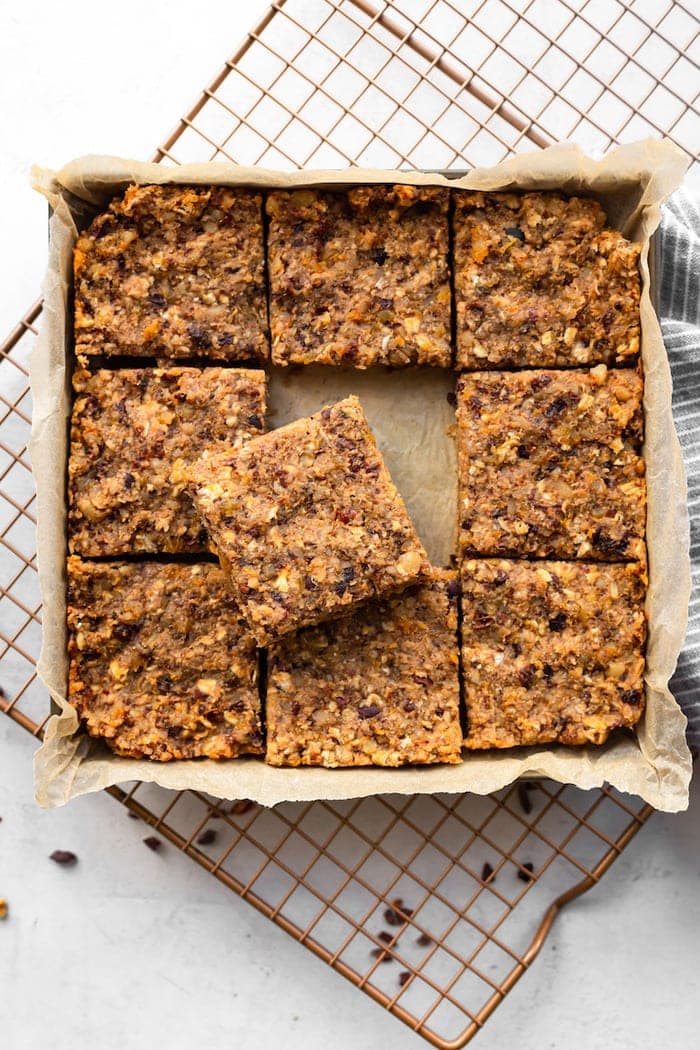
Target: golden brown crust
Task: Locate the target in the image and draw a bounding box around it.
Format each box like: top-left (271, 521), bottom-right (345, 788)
top-left (67, 558), bottom-right (263, 760)
top-left (74, 184), bottom-right (268, 361)
top-left (266, 186), bottom-right (451, 367)
top-left (453, 191), bottom-right (641, 370)
top-left (461, 558), bottom-right (646, 749)
top-left (68, 366), bottom-right (266, 555)
top-left (457, 366), bottom-right (646, 561)
top-left (266, 570), bottom-right (462, 767)
top-left (189, 395), bottom-right (431, 645)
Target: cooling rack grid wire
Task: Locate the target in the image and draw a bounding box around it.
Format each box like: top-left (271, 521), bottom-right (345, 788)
top-left (2, 0), bottom-right (698, 1045)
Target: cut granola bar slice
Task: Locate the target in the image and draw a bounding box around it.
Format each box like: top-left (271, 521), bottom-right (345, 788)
top-left (68, 366), bottom-right (266, 555)
top-left (74, 184), bottom-right (268, 361)
top-left (457, 366), bottom-right (645, 561)
top-left (266, 570), bottom-right (462, 767)
top-left (189, 395), bottom-right (431, 645)
top-left (461, 558), bottom-right (646, 749)
top-left (453, 191), bottom-right (641, 370)
top-left (266, 185), bottom-right (451, 367)
top-left (67, 558), bottom-right (263, 760)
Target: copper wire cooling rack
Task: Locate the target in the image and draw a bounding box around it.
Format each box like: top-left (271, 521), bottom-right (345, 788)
top-left (2, 1), bottom-right (698, 1045)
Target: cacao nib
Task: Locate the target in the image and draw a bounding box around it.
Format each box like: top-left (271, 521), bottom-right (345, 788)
top-left (481, 861), bottom-right (495, 883)
top-left (548, 613), bottom-right (567, 632)
top-left (50, 850), bottom-right (77, 866)
top-left (143, 836), bottom-right (162, 852)
top-left (542, 663), bottom-right (554, 679)
top-left (446, 391), bottom-right (457, 407)
top-left (517, 861), bottom-right (535, 882)
top-left (416, 933), bottom-right (432, 947)
top-left (370, 247), bottom-right (388, 265)
top-left (398, 971), bottom-right (411, 987)
top-left (196, 828), bottom-right (217, 846)
top-left (504, 226), bottom-right (525, 241)
top-left (621, 689), bottom-right (642, 705)
top-left (517, 782), bottom-right (533, 815)
top-left (358, 704), bottom-right (381, 719)
top-left (544, 397), bottom-right (568, 418)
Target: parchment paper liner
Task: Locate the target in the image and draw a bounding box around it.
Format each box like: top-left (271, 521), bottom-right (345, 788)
top-left (30, 141), bottom-right (692, 811)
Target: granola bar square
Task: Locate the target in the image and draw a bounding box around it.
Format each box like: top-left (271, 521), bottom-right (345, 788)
top-left (189, 395), bottom-right (431, 644)
top-left (453, 191), bottom-right (641, 370)
top-left (461, 558), bottom-right (646, 749)
top-left (68, 366), bottom-right (266, 555)
top-left (266, 185), bottom-right (451, 367)
top-left (456, 367), bottom-right (645, 561)
top-left (266, 571), bottom-right (462, 767)
top-left (74, 184), bottom-right (268, 361)
top-left (67, 558), bottom-right (263, 760)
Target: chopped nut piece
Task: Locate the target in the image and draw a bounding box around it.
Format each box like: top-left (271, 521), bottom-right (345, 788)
top-left (266, 572), bottom-right (461, 768)
top-left (67, 558), bottom-right (262, 760)
top-left (453, 191), bottom-right (641, 369)
top-left (266, 185), bottom-right (450, 367)
top-left (457, 368), bottom-right (645, 561)
top-left (462, 559), bottom-right (646, 749)
top-left (189, 396), bottom-right (430, 644)
top-left (68, 366), bottom-right (266, 555)
top-left (74, 184), bottom-right (268, 361)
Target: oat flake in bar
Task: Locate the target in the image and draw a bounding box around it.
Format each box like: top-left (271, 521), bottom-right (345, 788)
top-left (68, 366), bottom-right (266, 556)
top-left (457, 366), bottom-right (646, 561)
top-left (188, 395), bottom-right (431, 645)
top-left (67, 558), bottom-right (263, 761)
top-left (266, 185), bottom-right (451, 368)
top-left (74, 184), bottom-right (269, 362)
top-left (453, 191), bottom-right (641, 370)
top-left (266, 570), bottom-right (462, 767)
top-left (461, 558), bottom-right (646, 749)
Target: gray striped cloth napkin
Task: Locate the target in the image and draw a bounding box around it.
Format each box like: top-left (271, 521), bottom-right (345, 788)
top-left (661, 189), bottom-right (700, 748)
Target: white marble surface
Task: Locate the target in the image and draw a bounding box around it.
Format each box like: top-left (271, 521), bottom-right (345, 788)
top-left (1, 3), bottom-right (699, 1048)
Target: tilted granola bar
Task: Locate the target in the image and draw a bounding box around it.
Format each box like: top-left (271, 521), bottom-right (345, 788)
top-left (266, 570), bottom-right (462, 767)
top-left (461, 558), bottom-right (646, 749)
top-left (67, 558), bottom-right (263, 760)
top-left (68, 366), bottom-right (266, 555)
top-left (457, 367), bottom-right (645, 561)
top-left (453, 191), bottom-right (641, 370)
top-left (74, 184), bottom-right (268, 361)
top-left (189, 395), bottom-right (431, 645)
top-left (266, 185), bottom-right (451, 367)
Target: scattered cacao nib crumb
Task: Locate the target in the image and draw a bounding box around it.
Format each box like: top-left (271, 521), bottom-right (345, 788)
top-left (0, 899), bottom-right (7, 920)
top-left (358, 704), bottom-right (381, 719)
top-left (416, 933), bottom-right (432, 947)
top-left (0, 685), bottom-right (5, 698)
top-left (517, 861), bottom-right (535, 882)
top-left (370, 947), bottom-right (392, 963)
top-left (50, 850), bottom-right (77, 866)
top-left (197, 828), bottom-right (217, 846)
top-left (481, 861), bottom-right (495, 883)
top-left (446, 390), bottom-right (457, 406)
top-left (398, 971), bottom-right (411, 987)
top-left (378, 930), bottom-right (393, 944)
top-left (517, 782), bottom-right (533, 815)
top-left (143, 836), bottom-right (162, 852)
top-left (384, 907), bottom-right (402, 927)
top-left (231, 799), bottom-right (254, 816)
top-left (127, 811), bottom-right (139, 820)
